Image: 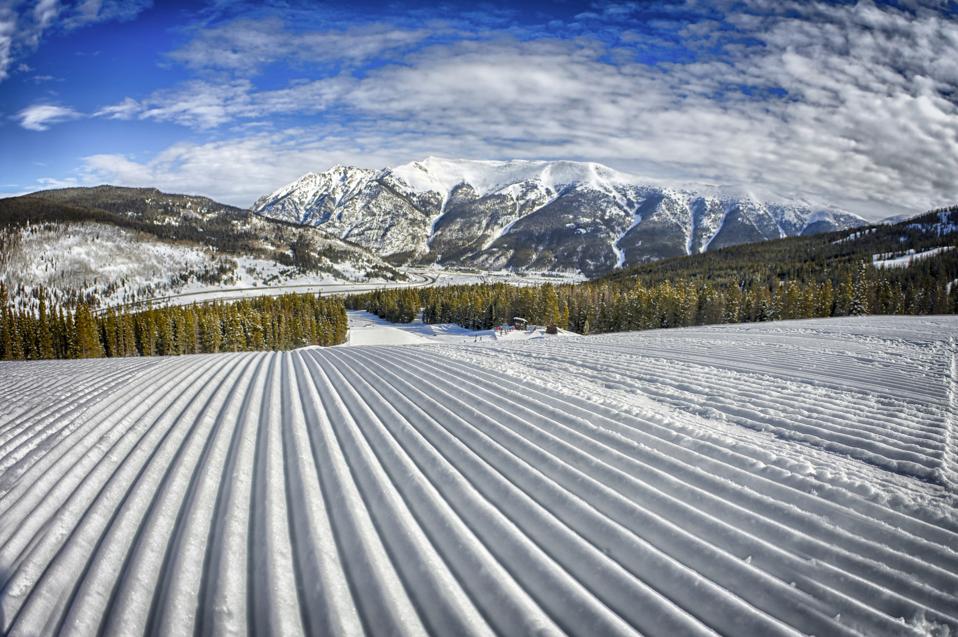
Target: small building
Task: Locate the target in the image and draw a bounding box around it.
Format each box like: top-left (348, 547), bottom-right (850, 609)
top-left (512, 317), bottom-right (528, 330)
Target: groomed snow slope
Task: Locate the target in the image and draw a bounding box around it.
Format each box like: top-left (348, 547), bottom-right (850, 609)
top-left (0, 317), bottom-right (956, 635)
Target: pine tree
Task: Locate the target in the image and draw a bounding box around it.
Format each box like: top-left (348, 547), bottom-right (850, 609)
top-left (37, 290), bottom-right (55, 359)
top-left (0, 283), bottom-right (11, 360)
top-left (818, 280), bottom-right (835, 317)
top-left (849, 261), bottom-right (870, 316)
top-left (157, 311), bottom-right (175, 355)
top-left (539, 284), bottom-right (560, 328)
top-left (74, 303), bottom-right (104, 358)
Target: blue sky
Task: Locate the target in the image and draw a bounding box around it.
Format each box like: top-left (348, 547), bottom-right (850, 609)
top-left (1, 0), bottom-right (957, 218)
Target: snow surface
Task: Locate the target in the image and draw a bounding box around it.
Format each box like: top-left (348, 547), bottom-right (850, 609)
top-left (872, 246), bottom-right (954, 268)
top-left (412, 265), bottom-right (585, 287)
top-left (0, 316), bottom-right (956, 635)
top-left (345, 311), bottom-right (559, 346)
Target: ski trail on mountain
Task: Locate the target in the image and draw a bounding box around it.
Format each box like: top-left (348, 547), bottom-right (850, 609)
top-left (0, 316), bottom-right (955, 636)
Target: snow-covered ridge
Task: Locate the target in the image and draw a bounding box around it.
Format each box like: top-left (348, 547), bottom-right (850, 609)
top-left (0, 316), bottom-right (955, 634)
top-left (253, 157), bottom-right (865, 276)
top-left (251, 166), bottom-right (377, 225)
top-left (389, 156), bottom-right (641, 198)
top-left (258, 156), bottom-right (852, 216)
top-left (252, 157), bottom-right (868, 275)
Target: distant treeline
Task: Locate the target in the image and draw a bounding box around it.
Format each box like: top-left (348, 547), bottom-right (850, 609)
top-left (0, 285), bottom-right (347, 360)
top-left (346, 250), bottom-right (958, 334)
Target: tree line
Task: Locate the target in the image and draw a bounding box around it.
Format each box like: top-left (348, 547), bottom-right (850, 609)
top-left (348, 206), bottom-right (958, 333)
top-left (346, 256), bottom-right (955, 335)
top-left (0, 284), bottom-right (347, 360)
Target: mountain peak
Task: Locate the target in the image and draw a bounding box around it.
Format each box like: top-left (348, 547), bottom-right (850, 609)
top-left (387, 156), bottom-right (640, 198)
top-left (251, 157), bottom-right (868, 276)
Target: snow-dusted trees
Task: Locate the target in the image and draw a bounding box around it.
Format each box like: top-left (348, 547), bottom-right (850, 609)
top-left (849, 260), bottom-right (871, 316)
top-left (346, 250), bottom-right (955, 337)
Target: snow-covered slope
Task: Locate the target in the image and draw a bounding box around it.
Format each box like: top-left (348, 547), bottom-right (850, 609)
top-left (873, 246), bottom-right (955, 269)
top-left (253, 158), bottom-right (868, 276)
top-left (249, 166), bottom-right (377, 225)
top-left (0, 187), bottom-right (402, 308)
top-left (0, 222), bottom-right (401, 311)
top-left (0, 222), bottom-right (231, 308)
top-left (0, 316), bottom-right (955, 635)
top-left (907, 210), bottom-right (958, 237)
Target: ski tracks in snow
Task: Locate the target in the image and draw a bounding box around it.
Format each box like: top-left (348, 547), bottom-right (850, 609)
top-left (0, 316), bottom-right (956, 635)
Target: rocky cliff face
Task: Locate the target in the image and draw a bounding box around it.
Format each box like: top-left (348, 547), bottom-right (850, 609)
top-left (253, 157), bottom-right (867, 277)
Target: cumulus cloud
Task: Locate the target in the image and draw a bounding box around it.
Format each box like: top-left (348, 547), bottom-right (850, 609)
top-left (98, 78), bottom-right (351, 128)
top-left (67, 1), bottom-right (958, 218)
top-left (77, 132), bottom-right (407, 206)
top-left (167, 16), bottom-right (434, 74)
top-left (17, 103), bottom-right (80, 130)
top-left (0, 0), bottom-right (151, 81)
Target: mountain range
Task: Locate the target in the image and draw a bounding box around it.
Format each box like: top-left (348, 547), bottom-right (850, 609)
top-left (252, 157), bottom-right (868, 276)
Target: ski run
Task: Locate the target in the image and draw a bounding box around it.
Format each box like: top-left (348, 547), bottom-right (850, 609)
top-left (0, 315), bottom-right (956, 636)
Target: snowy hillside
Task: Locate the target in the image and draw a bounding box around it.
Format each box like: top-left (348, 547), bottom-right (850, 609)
top-left (252, 157), bottom-right (867, 276)
top-left (0, 222), bottom-right (396, 310)
top-left (0, 316), bottom-right (955, 635)
top-left (0, 188), bottom-right (402, 308)
top-left (0, 222), bottom-right (231, 308)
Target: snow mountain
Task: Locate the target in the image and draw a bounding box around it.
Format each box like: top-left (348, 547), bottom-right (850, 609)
top-left (253, 157), bottom-right (868, 276)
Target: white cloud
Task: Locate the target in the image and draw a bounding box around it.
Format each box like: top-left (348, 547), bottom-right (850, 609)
top-left (97, 78), bottom-right (351, 129)
top-left (61, 0), bottom-right (151, 29)
top-left (31, 0), bottom-right (59, 39)
top-left (168, 17), bottom-right (433, 74)
top-left (93, 96), bottom-right (139, 120)
top-left (0, 0), bottom-right (150, 81)
top-left (16, 103), bottom-right (80, 130)
top-left (60, 2), bottom-right (958, 218)
top-left (0, 5), bottom-right (14, 82)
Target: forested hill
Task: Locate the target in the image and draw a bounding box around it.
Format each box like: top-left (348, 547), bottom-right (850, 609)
top-left (0, 187), bottom-right (396, 269)
top-left (348, 205), bottom-right (958, 334)
top-left (0, 187), bottom-right (401, 309)
top-left (602, 205), bottom-right (958, 290)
